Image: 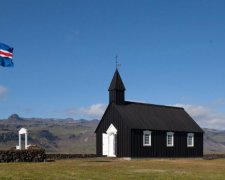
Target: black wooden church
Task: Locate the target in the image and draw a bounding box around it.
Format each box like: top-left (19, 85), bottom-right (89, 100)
top-left (95, 69), bottom-right (203, 158)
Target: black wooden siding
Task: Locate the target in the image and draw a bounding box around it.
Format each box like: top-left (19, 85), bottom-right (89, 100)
top-left (109, 91), bottom-right (125, 105)
top-left (131, 129), bottom-right (203, 157)
top-left (96, 104), bottom-right (131, 157)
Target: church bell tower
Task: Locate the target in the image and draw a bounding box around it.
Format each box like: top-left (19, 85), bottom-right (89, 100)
top-left (108, 69), bottom-right (126, 105)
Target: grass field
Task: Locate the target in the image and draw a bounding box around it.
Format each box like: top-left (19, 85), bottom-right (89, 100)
top-left (0, 158), bottom-right (225, 179)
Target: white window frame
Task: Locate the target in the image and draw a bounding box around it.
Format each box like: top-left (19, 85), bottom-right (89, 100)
top-left (143, 130), bottom-right (151, 146)
top-left (187, 133), bottom-right (194, 147)
top-left (167, 132), bottom-right (174, 147)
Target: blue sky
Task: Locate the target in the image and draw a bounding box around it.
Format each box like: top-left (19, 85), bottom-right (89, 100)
top-left (0, 0), bottom-right (225, 129)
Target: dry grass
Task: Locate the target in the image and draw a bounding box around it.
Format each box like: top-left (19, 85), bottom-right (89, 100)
top-left (0, 158), bottom-right (225, 179)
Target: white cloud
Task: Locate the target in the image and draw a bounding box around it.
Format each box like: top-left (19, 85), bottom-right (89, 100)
top-left (173, 103), bottom-right (225, 129)
top-left (67, 104), bottom-right (107, 119)
top-left (127, 99), bottom-right (146, 103)
top-left (0, 85), bottom-right (8, 100)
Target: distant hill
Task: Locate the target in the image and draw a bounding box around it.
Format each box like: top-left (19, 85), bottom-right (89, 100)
top-left (0, 114), bottom-right (225, 154)
top-left (204, 128), bottom-right (225, 154)
top-left (0, 114), bottom-right (97, 153)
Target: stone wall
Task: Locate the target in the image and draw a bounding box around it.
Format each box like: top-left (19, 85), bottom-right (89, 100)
top-left (203, 154), bottom-right (225, 160)
top-left (0, 151), bottom-right (96, 162)
top-left (0, 149), bottom-right (46, 163)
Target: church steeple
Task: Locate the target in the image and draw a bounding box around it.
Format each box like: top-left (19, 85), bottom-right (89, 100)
top-left (108, 69), bottom-right (126, 105)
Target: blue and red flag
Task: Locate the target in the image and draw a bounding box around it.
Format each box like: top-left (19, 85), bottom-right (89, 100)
top-left (0, 42), bottom-right (14, 67)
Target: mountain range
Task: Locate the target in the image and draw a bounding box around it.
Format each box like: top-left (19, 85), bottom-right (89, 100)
top-left (0, 114), bottom-right (225, 154)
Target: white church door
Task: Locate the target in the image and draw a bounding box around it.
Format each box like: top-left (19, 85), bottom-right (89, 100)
top-left (102, 133), bottom-right (108, 156)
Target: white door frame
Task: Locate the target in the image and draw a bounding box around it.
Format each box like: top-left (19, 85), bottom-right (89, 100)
top-left (16, 128), bottom-right (30, 150)
top-left (102, 124), bottom-right (117, 157)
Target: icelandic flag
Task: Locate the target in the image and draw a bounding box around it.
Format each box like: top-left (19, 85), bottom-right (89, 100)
top-left (0, 42), bottom-right (14, 67)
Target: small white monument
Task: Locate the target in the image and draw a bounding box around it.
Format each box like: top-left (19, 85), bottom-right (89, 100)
top-left (16, 128), bottom-right (31, 150)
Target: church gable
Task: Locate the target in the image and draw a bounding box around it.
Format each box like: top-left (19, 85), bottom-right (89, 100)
top-left (95, 103), bottom-right (129, 133)
top-left (95, 103), bottom-right (131, 157)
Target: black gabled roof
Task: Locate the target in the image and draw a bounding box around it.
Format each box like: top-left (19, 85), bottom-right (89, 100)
top-left (108, 69), bottom-right (126, 91)
top-left (113, 101), bottom-right (203, 133)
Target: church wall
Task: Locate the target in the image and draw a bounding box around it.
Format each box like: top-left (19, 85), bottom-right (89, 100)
top-left (95, 104), bottom-right (131, 157)
top-left (131, 129), bottom-right (203, 157)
